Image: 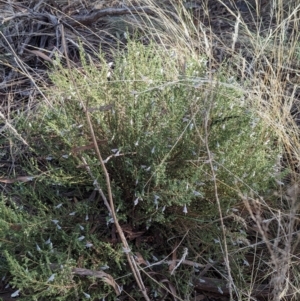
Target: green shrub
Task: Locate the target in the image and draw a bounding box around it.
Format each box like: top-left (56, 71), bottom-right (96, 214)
top-left (0, 40), bottom-right (281, 300)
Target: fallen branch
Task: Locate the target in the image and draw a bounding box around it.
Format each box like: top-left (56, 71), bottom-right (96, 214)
top-left (66, 6), bottom-right (156, 27)
top-left (0, 5), bottom-right (176, 30)
top-left (1, 6), bottom-right (155, 28)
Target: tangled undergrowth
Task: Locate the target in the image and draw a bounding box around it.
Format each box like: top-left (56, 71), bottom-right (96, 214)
top-left (1, 1), bottom-right (300, 301)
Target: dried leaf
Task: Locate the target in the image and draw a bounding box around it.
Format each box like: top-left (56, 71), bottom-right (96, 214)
top-left (0, 176), bottom-right (35, 183)
top-left (161, 279), bottom-right (178, 301)
top-left (135, 252), bottom-right (148, 266)
top-left (72, 268), bottom-right (121, 296)
top-left (25, 49), bottom-right (53, 63)
top-left (11, 289), bottom-right (20, 297)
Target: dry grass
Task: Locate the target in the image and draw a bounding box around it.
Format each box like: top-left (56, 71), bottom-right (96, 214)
top-left (120, 3), bottom-right (300, 299)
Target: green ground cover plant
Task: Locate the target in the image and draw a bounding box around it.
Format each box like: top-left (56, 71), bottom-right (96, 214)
top-left (1, 0), bottom-right (300, 300)
top-left (0, 38), bottom-right (283, 300)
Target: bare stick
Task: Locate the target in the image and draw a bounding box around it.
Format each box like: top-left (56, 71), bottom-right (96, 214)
top-left (193, 95), bottom-right (234, 300)
top-left (60, 25), bottom-right (150, 301)
top-left (203, 105), bottom-right (234, 299)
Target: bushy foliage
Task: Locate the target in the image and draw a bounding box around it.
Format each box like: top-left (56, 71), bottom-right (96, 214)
top-left (0, 40), bottom-right (282, 300)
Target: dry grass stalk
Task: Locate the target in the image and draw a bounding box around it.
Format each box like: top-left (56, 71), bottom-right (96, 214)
top-left (60, 24), bottom-right (151, 301)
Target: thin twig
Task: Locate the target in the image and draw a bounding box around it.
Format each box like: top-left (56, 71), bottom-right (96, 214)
top-left (204, 109), bottom-right (234, 299)
top-left (80, 156), bottom-right (111, 215)
top-left (0, 111), bottom-right (29, 146)
top-left (193, 92), bottom-right (234, 300)
top-left (60, 25), bottom-right (150, 301)
top-left (170, 247), bottom-right (188, 275)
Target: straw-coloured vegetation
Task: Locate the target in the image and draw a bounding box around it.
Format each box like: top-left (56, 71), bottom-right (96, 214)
top-left (1, 1), bottom-right (300, 300)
